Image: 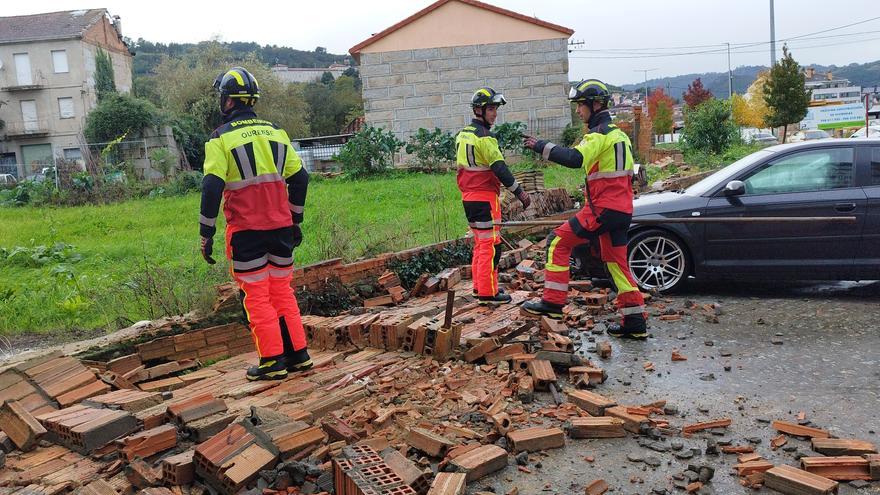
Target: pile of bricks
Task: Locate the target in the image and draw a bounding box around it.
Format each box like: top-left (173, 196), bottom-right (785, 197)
top-left (135, 323), bottom-right (253, 364)
top-left (333, 445), bottom-right (417, 495)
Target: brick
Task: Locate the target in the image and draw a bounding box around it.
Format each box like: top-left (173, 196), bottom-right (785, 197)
top-left (772, 420), bottom-right (830, 439)
top-left (427, 472), bottom-right (467, 495)
top-left (764, 464), bottom-right (838, 495)
top-left (566, 390), bottom-right (616, 416)
top-left (527, 359), bottom-right (557, 389)
top-left (80, 479), bottom-right (118, 495)
top-left (449, 444), bottom-right (507, 482)
top-left (185, 413), bottom-right (237, 442)
top-left (55, 379), bottom-right (110, 407)
top-left (865, 454), bottom-right (880, 480)
top-left (567, 417), bottom-right (626, 439)
top-left (162, 449), bottom-right (195, 485)
top-left (0, 400), bottom-right (47, 451)
top-left (596, 341), bottom-right (612, 359)
top-left (735, 460), bottom-right (775, 476)
top-left (507, 426), bottom-right (565, 453)
top-left (167, 393), bottom-right (227, 425)
top-left (106, 354), bottom-right (143, 375)
top-left (219, 442), bottom-right (277, 492)
top-left (382, 448), bottom-right (430, 489)
top-left (801, 456), bottom-right (871, 481)
top-left (485, 344), bottom-right (526, 365)
top-left (585, 479), bottom-right (609, 495)
top-left (405, 427), bottom-right (455, 457)
top-left (682, 418), bottom-right (732, 436)
top-left (517, 375), bottom-right (534, 403)
top-left (811, 439), bottom-right (876, 456)
top-left (70, 409), bottom-right (139, 453)
top-left (139, 376), bottom-right (185, 392)
top-left (604, 406), bottom-right (649, 434)
top-left (84, 389), bottom-right (163, 412)
top-left (119, 424), bottom-right (178, 461)
top-left (275, 426), bottom-right (326, 457)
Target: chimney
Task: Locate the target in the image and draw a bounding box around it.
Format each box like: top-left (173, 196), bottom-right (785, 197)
top-left (112, 15), bottom-right (122, 36)
top-left (825, 71), bottom-right (833, 81)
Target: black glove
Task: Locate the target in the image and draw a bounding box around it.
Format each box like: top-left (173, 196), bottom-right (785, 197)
top-left (292, 224), bottom-right (303, 248)
top-left (516, 188), bottom-right (531, 209)
top-left (200, 236), bottom-right (216, 264)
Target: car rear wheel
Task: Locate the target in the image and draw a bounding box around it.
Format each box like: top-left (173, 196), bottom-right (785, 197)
top-left (628, 229), bottom-right (690, 292)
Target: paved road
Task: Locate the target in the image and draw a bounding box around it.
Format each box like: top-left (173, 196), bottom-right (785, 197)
top-left (477, 281), bottom-right (880, 494)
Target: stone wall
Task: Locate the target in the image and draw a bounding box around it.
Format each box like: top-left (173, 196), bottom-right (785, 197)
top-left (359, 38), bottom-right (571, 141)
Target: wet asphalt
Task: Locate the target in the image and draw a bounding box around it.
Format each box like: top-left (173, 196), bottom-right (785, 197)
top-left (474, 281), bottom-right (880, 494)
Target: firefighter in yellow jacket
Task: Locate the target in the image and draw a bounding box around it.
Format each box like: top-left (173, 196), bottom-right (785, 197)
top-left (456, 87), bottom-right (531, 304)
top-left (199, 67), bottom-right (312, 380)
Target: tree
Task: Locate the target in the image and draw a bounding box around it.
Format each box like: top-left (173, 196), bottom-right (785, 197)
top-left (683, 78), bottom-right (713, 108)
top-left (302, 75), bottom-right (363, 136)
top-left (731, 71), bottom-right (771, 128)
top-left (764, 46), bottom-right (811, 142)
top-left (653, 100), bottom-right (674, 135)
top-left (94, 49), bottom-right (117, 101)
top-left (680, 98), bottom-right (738, 155)
top-left (646, 88), bottom-right (675, 122)
top-left (84, 94), bottom-right (158, 143)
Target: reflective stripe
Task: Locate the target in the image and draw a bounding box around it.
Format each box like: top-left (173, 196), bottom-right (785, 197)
top-left (267, 254), bottom-right (293, 266)
top-left (269, 268), bottom-right (293, 278)
top-left (614, 142), bottom-right (625, 171)
top-left (199, 214), bottom-right (216, 227)
top-left (233, 145), bottom-right (255, 179)
top-left (545, 262), bottom-right (569, 272)
top-left (470, 220), bottom-right (494, 229)
top-left (544, 281), bottom-right (569, 291)
top-left (607, 262), bottom-right (637, 293)
top-left (289, 203), bottom-right (304, 214)
top-left (466, 144), bottom-right (477, 167)
top-left (587, 169), bottom-right (633, 181)
top-left (226, 173), bottom-right (284, 191)
top-left (233, 255), bottom-right (268, 271)
top-left (542, 142), bottom-right (556, 161)
top-left (545, 234), bottom-right (569, 272)
top-left (273, 141), bottom-right (286, 173)
top-left (236, 271), bottom-right (269, 283)
top-left (475, 230), bottom-right (496, 240)
top-left (458, 166), bottom-right (493, 172)
top-left (507, 180), bottom-right (521, 193)
top-left (620, 305), bottom-right (646, 315)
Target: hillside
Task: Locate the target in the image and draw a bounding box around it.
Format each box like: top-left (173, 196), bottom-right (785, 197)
top-left (128, 38), bottom-right (353, 76)
top-left (620, 59), bottom-right (880, 101)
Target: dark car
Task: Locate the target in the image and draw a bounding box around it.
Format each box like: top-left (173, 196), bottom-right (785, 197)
top-left (624, 138), bottom-right (880, 292)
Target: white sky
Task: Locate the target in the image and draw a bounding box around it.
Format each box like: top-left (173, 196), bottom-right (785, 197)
top-left (7, 0), bottom-right (880, 85)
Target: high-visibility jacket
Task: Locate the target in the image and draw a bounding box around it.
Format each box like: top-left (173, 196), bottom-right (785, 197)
top-left (572, 114), bottom-right (634, 214)
top-left (202, 110), bottom-right (304, 235)
top-left (454, 119), bottom-right (520, 200)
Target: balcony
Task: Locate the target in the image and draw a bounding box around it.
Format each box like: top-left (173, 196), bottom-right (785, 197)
top-left (1, 73), bottom-right (47, 92)
top-left (4, 120), bottom-right (50, 138)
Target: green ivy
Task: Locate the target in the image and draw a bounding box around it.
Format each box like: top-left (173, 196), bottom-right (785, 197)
top-left (387, 240), bottom-right (472, 289)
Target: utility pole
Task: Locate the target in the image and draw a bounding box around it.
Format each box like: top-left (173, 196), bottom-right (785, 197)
top-left (726, 42), bottom-right (733, 99)
top-left (634, 68), bottom-right (657, 107)
top-left (769, 0), bottom-right (777, 66)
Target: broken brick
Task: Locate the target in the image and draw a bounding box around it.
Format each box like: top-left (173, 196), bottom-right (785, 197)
top-left (0, 399), bottom-right (47, 451)
top-left (118, 424), bottom-right (177, 461)
top-left (764, 464), bottom-right (838, 495)
top-left (449, 444), bottom-right (508, 482)
top-left (585, 479), bottom-right (609, 495)
top-left (507, 426), bottom-right (565, 453)
top-left (427, 472), bottom-right (467, 495)
top-left (566, 390), bottom-right (617, 417)
top-left (681, 418), bottom-right (732, 436)
top-left (801, 456), bottom-right (871, 481)
top-left (405, 427), bottom-right (455, 458)
top-left (811, 438), bottom-right (876, 456)
top-left (567, 417), bottom-right (626, 439)
top-left (772, 420), bottom-right (830, 439)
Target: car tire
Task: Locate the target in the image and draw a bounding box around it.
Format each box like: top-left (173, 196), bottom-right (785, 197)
top-left (627, 229), bottom-right (691, 293)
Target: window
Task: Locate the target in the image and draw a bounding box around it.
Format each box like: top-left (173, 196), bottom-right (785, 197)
top-left (58, 97), bottom-right (75, 119)
top-left (742, 148), bottom-right (854, 195)
top-left (63, 148), bottom-right (83, 161)
top-left (51, 50), bottom-right (69, 73)
top-left (871, 148), bottom-right (880, 185)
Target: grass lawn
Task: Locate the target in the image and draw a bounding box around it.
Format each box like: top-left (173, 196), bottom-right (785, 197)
top-left (0, 165), bottom-right (584, 336)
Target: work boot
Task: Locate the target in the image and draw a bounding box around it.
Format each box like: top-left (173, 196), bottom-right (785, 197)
top-left (477, 292), bottom-right (512, 306)
top-left (246, 356), bottom-right (288, 381)
top-left (521, 299), bottom-right (565, 319)
top-left (473, 287), bottom-right (506, 296)
top-left (286, 348), bottom-right (313, 372)
top-left (607, 314), bottom-right (648, 340)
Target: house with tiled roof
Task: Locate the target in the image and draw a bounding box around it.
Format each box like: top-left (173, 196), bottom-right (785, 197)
top-left (0, 9), bottom-right (132, 178)
top-left (349, 0), bottom-right (574, 142)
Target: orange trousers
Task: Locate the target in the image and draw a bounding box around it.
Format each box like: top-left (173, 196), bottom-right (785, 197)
top-left (462, 192), bottom-right (502, 297)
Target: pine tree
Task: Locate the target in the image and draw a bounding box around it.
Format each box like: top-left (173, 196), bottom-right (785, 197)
top-left (683, 78), bottom-right (713, 108)
top-left (764, 45), bottom-right (811, 142)
top-left (95, 48), bottom-right (117, 102)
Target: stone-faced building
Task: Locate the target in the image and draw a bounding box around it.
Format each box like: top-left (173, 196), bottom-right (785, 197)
top-left (0, 9), bottom-right (132, 178)
top-left (349, 0), bottom-right (573, 141)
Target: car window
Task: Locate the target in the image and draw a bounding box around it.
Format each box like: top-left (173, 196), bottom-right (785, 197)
top-left (742, 148), bottom-right (854, 195)
top-left (872, 148), bottom-right (880, 185)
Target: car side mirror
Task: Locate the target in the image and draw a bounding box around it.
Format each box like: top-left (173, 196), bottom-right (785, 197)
top-left (723, 180), bottom-right (745, 196)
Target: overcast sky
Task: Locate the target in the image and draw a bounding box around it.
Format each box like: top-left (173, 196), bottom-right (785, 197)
top-left (7, 0), bottom-right (880, 85)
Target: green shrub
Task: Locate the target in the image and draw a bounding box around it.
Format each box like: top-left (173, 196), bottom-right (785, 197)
top-left (84, 94), bottom-right (159, 144)
top-left (404, 128), bottom-right (455, 171)
top-left (493, 121), bottom-right (527, 152)
top-left (336, 126), bottom-right (404, 178)
top-left (562, 123), bottom-right (584, 147)
top-left (680, 98), bottom-right (738, 155)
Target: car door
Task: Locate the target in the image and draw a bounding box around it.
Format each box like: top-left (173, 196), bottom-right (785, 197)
top-left (856, 145), bottom-right (880, 278)
top-left (701, 146), bottom-right (865, 279)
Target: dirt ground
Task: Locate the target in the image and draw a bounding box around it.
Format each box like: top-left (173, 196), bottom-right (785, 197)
top-left (477, 280), bottom-right (880, 494)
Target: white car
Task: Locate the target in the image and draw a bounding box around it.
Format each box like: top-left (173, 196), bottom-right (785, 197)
top-left (790, 129), bottom-right (831, 142)
top-left (849, 123), bottom-right (880, 138)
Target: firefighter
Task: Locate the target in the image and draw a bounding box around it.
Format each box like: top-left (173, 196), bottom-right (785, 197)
top-left (521, 79), bottom-right (647, 339)
top-left (456, 87), bottom-right (531, 305)
top-left (199, 67), bottom-right (312, 380)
